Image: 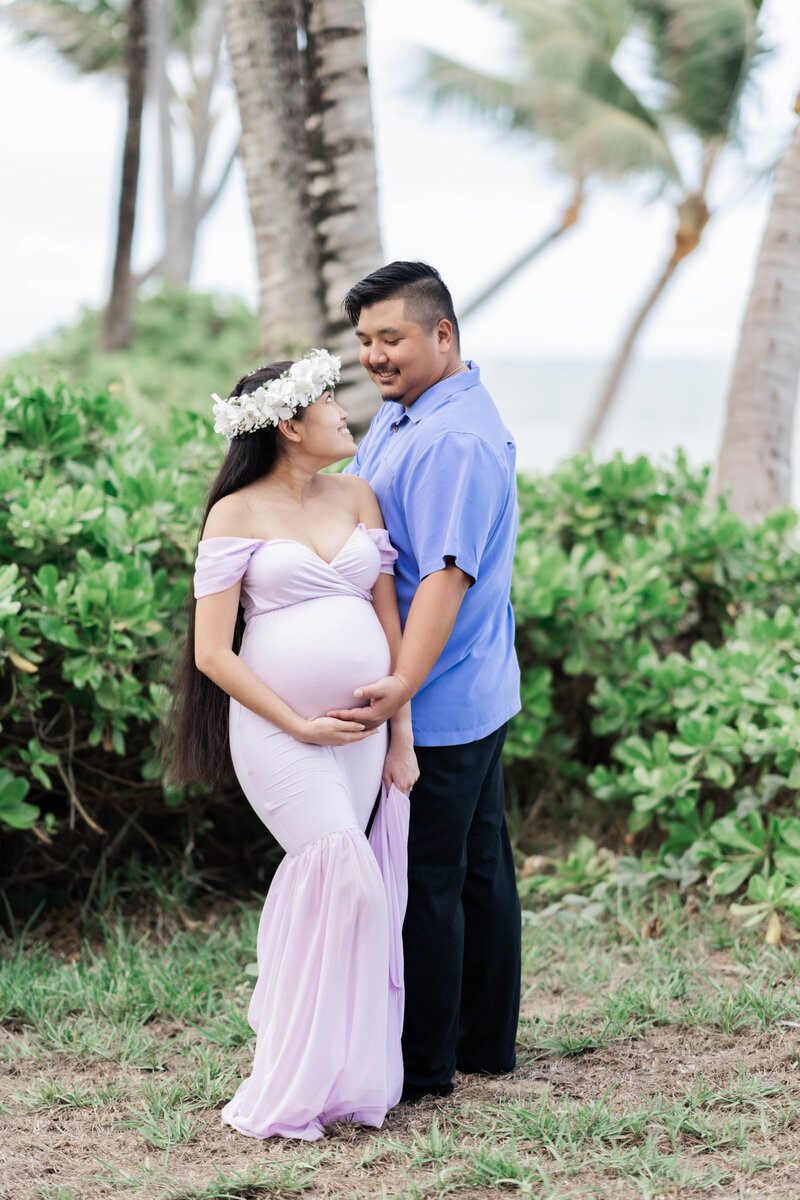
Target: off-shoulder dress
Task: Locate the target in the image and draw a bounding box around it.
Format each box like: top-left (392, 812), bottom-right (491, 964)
top-left (193, 523), bottom-right (409, 1141)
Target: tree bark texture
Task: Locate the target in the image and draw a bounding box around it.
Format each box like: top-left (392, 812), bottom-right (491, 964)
top-left (102, 0), bottom-right (147, 352)
top-left (714, 106), bottom-right (800, 521)
top-left (301, 0), bottom-right (383, 428)
top-left (223, 0), bottom-right (324, 351)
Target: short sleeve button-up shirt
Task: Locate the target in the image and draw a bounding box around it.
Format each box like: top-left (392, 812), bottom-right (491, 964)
top-left (344, 362), bottom-right (520, 746)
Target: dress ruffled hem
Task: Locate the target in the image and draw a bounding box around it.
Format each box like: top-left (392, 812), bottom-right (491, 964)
top-left (221, 784), bottom-right (410, 1140)
top-left (220, 1101), bottom-right (389, 1142)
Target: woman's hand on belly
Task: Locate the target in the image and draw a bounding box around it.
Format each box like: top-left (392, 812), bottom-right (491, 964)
top-left (296, 716), bottom-right (381, 746)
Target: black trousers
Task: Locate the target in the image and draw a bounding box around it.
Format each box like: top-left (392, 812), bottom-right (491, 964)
top-left (401, 722), bottom-right (521, 1091)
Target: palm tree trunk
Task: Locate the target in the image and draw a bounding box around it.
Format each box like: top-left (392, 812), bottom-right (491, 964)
top-left (144, 0), bottom-right (231, 288)
top-left (149, 0), bottom-right (174, 269)
top-left (199, 136), bottom-right (240, 223)
top-left (177, 0), bottom-right (227, 284)
top-left (223, 0), bottom-right (323, 350)
top-left (300, 0), bottom-right (382, 430)
top-left (578, 252), bottom-right (678, 449)
top-left (578, 192), bottom-right (710, 449)
top-left (714, 99), bottom-right (800, 520)
top-left (135, 134), bottom-right (241, 290)
top-left (101, 0), bottom-right (147, 352)
top-left (461, 181), bottom-right (584, 321)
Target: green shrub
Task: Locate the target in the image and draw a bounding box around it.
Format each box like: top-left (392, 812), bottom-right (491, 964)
top-left (0, 375), bottom-right (217, 842)
top-left (508, 451), bottom-right (800, 926)
top-left (2, 376), bottom-right (800, 923)
top-left (3, 287), bottom-right (262, 429)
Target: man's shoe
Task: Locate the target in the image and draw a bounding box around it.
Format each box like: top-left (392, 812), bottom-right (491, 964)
top-left (456, 1059), bottom-right (516, 1076)
top-left (400, 1080), bottom-right (455, 1104)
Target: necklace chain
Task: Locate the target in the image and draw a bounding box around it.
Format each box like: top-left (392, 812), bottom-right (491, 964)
top-left (441, 363), bottom-right (465, 383)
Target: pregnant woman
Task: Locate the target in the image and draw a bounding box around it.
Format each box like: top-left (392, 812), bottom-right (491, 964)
top-left (166, 350), bottom-right (416, 1140)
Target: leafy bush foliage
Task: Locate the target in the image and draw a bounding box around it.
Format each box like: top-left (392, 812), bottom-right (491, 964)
top-left (2, 376), bottom-right (799, 923)
top-left (3, 288), bottom-right (262, 428)
top-left (0, 374), bottom-right (217, 847)
top-left (508, 452), bottom-right (800, 927)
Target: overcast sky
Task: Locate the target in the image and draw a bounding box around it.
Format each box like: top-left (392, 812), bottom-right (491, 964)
top-left (0, 0), bottom-right (798, 361)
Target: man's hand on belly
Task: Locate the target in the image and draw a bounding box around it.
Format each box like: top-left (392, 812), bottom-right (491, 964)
top-left (329, 563), bottom-right (470, 729)
top-left (327, 672), bottom-right (413, 730)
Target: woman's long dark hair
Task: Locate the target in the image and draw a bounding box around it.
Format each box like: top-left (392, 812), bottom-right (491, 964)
top-left (162, 362), bottom-right (299, 791)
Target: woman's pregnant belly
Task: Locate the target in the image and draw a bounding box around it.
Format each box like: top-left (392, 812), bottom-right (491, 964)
top-left (239, 595), bottom-right (391, 721)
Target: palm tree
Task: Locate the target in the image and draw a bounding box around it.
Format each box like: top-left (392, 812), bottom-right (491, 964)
top-left (3, 0), bottom-right (148, 347)
top-left (223, 0), bottom-right (383, 428)
top-left (714, 93), bottom-right (800, 520)
top-left (299, 0), bottom-right (384, 428)
top-left (419, 0), bottom-right (766, 446)
top-left (102, 0), bottom-right (147, 350)
top-left (4, 0), bottom-right (238, 290)
top-left (147, 0), bottom-right (239, 286)
top-left (222, 0), bottom-right (324, 350)
top-left (420, 0), bottom-right (680, 321)
top-left (581, 0), bottom-right (765, 447)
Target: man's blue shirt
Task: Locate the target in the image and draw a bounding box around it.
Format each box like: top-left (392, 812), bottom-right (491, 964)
top-left (345, 362), bottom-right (521, 746)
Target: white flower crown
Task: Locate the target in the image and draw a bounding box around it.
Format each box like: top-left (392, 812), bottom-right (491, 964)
top-left (212, 348), bottom-right (341, 439)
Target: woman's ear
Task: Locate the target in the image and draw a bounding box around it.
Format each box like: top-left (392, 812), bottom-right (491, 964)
top-left (277, 417), bottom-right (303, 444)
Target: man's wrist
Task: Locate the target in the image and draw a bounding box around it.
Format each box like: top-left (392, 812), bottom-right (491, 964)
top-left (392, 671), bottom-right (418, 703)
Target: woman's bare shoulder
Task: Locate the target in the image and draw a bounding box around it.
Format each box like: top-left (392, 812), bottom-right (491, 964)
top-left (327, 472), bottom-right (376, 500)
top-left (325, 472), bottom-right (383, 524)
top-left (201, 492), bottom-right (254, 540)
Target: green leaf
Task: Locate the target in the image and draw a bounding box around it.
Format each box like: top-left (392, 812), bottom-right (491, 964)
top-left (711, 859), bottom-right (756, 896)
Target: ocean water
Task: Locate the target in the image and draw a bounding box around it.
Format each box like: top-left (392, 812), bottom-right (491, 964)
top-left (480, 356), bottom-right (800, 504)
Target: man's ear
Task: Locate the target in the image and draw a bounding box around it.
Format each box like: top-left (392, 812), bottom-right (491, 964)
top-left (436, 318), bottom-right (453, 350)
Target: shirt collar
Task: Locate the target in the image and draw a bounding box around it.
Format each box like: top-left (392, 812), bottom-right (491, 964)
top-left (388, 361), bottom-right (481, 426)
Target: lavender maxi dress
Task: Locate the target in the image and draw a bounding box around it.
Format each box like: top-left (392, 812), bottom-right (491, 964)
top-left (193, 525), bottom-right (409, 1140)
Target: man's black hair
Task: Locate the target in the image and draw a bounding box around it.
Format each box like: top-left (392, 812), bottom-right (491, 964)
top-left (342, 261), bottom-right (460, 349)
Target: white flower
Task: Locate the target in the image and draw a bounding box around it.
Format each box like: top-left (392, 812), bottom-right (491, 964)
top-left (271, 404), bottom-right (295, 421)
top-left (265, 378), bottom-right (296, 407)
top-left (288, 358), bottom-right (322, 401)
top-left (210, 349), bottom-right (342, 439)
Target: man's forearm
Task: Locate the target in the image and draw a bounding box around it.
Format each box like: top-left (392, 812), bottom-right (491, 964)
top-left (395, 562), bottom-right (470, 695)
top-left (327, 562), bottom-right (471, 728)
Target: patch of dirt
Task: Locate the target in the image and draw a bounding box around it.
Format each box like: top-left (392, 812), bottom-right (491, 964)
top-left (4, 939), bottom-right (800, 1200)
top-left (513, 1022), bottom-right (800, 1105)
top-left (3, 1022), bottom-right (800, 1200)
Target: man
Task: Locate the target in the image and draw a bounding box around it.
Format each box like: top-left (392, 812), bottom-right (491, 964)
top-left (329, 260), bottom-right (521, 1102)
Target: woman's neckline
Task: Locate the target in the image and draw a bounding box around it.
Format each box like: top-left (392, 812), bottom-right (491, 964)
top-left (199, 522), bottom-right (376, 568)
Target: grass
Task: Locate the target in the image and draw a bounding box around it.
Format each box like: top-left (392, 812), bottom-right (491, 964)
top-left (2, 890), bottom-right (799, 1199)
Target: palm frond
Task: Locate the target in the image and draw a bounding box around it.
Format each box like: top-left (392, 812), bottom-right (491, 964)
top-left (555, 103), bottom-right (680, 179)
top-left (2, 0), bottom-right (127, 74)
top-left (438, 0), bottom-right (666, 140)
top-left (493, 0), bottom-right (635, 57)
top-left (422, 52), bottom-right (538, 133)
top-left (635, 0), bottom-right (765, 139)
top-left (418, 0), bottom-right (764, 192)
top-left (518, 26), bottom-right (660, 132)
top-left (169, 0), bottom-right (213, 60)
